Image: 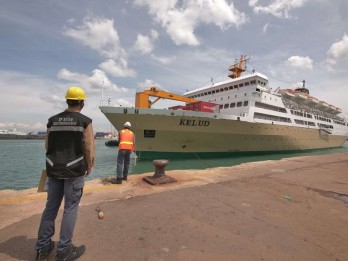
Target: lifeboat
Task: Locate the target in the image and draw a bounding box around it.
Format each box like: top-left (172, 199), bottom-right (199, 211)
top-left (280, 89), bottom-right (296, 99)
top-left (294, 91), bottom-right (308, 101)
top-left (327, 104), bottom-right (336, 114)
top-left (330, 106), bottom-right (342, 115)
top-left (319, 101), bottom-right (330, 111)
top-left (304, 95), bottom-right (319, 106)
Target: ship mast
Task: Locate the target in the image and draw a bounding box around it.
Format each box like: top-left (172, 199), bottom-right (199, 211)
top-left (228, 55), bottom-right (250, 79)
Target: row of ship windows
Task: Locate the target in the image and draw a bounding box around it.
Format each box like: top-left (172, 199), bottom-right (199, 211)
top-left (208, 93), bottom-right (248, 102)
top-left (218, 102), bottom-right (346, 127)
top-left (220, 101), bottom-right (249, 109)
top-left (315, 115), bottom-right (332, 122)
top-left (187, 80), bottom-right (267, 99)
top-left (333, 120), bottom-right (346, 126)
top-left (211, 99), bottom-right (281, 110)
top-left (290, 109), bottom-right (340, 124)
top-left (214, 100), bottom-right (347, 127)
top-left (255, 101), bottom-right (287, 113)
top-left (254, 112), bottom-right (338, 128)
top-left (294, 119), bottom-right (316, 126)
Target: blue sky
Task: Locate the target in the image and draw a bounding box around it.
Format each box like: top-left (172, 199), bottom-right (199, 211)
top-left (1, 0), bottom-right (348, 132)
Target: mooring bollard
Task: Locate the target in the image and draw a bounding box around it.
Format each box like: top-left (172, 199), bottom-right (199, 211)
top-left (153, 159), bottom-right (169, 178)
top-left (143, 159), bottom-right (177, 185)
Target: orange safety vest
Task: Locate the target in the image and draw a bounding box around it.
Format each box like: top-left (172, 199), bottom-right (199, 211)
top-left (118, 129), bottom-right (134, 151)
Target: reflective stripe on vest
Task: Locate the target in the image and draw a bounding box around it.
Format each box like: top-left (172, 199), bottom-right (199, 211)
top-left (67, 156), bottom-right (84, 167)
top-left (48, 126), bottom-right (84, 132)
top-left (46, 155), bottom-right (84, 167)
top-left (119, 141), bottom-right (133, 145)
top-left (46, 157), bottom-right (54, 167)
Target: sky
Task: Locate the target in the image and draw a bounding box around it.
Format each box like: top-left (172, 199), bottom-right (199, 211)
top-left (1, 0), bottom-right (348, 133)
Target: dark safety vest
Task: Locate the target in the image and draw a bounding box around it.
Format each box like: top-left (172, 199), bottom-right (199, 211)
top-left (118, 129), bottom-right (134, 151)
top-left (46, 111), bottom-right (92, 179)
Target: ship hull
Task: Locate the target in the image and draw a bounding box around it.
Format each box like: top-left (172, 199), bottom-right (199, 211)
top-left (100, 107), bottom-right (347, 159)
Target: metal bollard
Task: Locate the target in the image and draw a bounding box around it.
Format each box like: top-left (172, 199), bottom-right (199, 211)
top-left (143, 159), bottom-right (177, 185)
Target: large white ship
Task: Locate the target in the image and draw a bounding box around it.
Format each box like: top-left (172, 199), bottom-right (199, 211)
top-left (100, 56), bottom-right (348, 159)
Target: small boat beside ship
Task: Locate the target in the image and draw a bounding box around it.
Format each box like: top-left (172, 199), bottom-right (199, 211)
top-left (104, 139), bottom-right (119, 147)
top-left (104, 132), bottom-right (119, 147)
top-left (100, 55), bottom-right (348, 159)
top-left (95, 131), bottom-right (120, 147)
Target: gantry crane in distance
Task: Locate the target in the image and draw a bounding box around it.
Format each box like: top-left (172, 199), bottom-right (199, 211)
top-left (135, 87), bottom-right (198, 109)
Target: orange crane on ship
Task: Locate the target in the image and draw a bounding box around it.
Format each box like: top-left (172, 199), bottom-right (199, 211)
top-left (135, 87), bottom-right (198, 109)
top-left (228, 55), bottom-right (250, 79)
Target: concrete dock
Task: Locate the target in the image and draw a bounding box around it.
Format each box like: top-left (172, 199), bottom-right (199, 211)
top-left (0, 152), bottom-right (347, 261)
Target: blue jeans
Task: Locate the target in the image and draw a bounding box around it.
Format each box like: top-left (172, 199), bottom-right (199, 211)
top-left (35, 176), bottom-right (85, 252)
top-left (116, 149), bottom-right (131, 178)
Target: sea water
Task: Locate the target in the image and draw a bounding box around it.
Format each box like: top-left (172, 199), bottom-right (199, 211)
top-left (0, 139), bottom-right (347, 190)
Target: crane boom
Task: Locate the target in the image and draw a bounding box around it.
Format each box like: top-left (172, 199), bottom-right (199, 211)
top-left (135, 87), bottom-right (198, 109)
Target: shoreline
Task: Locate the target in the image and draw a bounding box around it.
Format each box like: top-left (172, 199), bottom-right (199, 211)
top-left (2, 140), bottom-right (347, 191)
top-left (1, 152), bottom-right (347, 224)
top-left (1, 151), bottom-right (348, 197)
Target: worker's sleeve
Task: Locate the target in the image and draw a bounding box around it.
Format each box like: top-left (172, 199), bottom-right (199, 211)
top-left (83, 123), bottom-right (96, 169)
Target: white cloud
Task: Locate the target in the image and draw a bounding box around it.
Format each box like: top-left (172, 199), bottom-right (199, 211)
top-left (63, 16), bottom-right (126, 59)
top-left (132, 30), bottom-right (158, 55)
top-left (64, 16), bottom-right (137, 78)
top-left (287, 56), bottom-right (313, 69)
top-left (326, 34), bottom-right (348, 67)
top-left (0, 70), bottom-right (63, 131)
top-left (0, 70), bottom-right (60, 110)
top-left (111, 98), bottom-right (134, 107)
top-left (150, 54), bottom-right (176, 64)
top-left (0, 122), bottom-right (46, 132)
top-left (57, 68), bottom-right (128, 93)
top-left (249, 0), bottom-right (308, 18)
top-left (137, 79), bottom-right (163, 90)
top-left (134, 0), bottom-right (246, 46)
top-left (99, 59), bottom-right (136, 78)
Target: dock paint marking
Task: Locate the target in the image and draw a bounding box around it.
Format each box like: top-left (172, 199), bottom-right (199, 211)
top-left (0, 185), bottom-right (122, 205)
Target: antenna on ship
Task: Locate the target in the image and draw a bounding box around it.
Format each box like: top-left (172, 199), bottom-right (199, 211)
top-left (100, 80), bottom-right (105, 106)
top-left (228, 55), bottom-right (250, 79)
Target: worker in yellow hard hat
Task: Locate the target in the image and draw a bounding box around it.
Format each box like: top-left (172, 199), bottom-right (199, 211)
top-left (65, 86), bottom-right (87, 100)
top-left (35, 86), bottom-right (95, 261)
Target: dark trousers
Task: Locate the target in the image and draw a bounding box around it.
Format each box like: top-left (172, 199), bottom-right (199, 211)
top-left (116, 149), bottom-right (131, 178)
top-left (35, 176), bottom-right (85, 252)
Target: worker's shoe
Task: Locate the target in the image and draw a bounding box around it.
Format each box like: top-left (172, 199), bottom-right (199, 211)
top-left (56, 244), bottom-right (86, 261)
top-left (111, 177), bottom-right (122, 184)
top-left (122, 176), bottom-right (128, 181)
top-left (36, 240), bottom-right (55, 261)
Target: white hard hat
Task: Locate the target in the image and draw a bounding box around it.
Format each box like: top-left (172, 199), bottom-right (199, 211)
top-left (124, 122), bottom-right (131, 128)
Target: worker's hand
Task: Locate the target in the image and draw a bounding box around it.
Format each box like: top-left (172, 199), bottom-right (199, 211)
top-left (85, 168), bottom-right (92, 177)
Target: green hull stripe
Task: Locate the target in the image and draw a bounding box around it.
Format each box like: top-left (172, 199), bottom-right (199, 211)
top-left (136, 146), bottom-right (341, 160)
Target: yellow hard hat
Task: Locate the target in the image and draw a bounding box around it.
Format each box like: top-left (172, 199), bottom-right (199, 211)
top-left (65, 86), bottom-right (87, 100)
